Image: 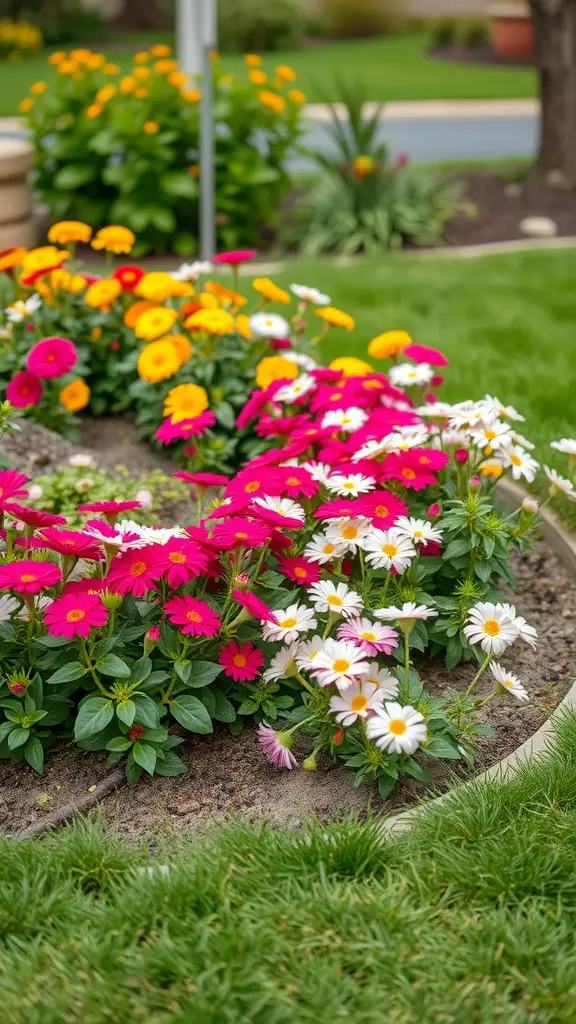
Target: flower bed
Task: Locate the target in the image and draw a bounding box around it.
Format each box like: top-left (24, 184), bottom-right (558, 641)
top-left (1, 308), bottom-right (575, 797)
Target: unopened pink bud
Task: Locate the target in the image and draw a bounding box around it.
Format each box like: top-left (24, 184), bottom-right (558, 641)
top-left (427, 502), bottom-right (441, 519)
top-left (431, 375), bottom-right (444, 388)
top-left (454, 448), bottom-right (469, 464)
top-left (469, 475), bottom-right (481, 490)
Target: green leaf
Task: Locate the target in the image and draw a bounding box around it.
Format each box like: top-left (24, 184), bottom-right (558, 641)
top-left (0, 721), bottom-right (15, 743)
top-left (150, 206), bottom-right (176, 233)
top-left (106, 737), bottom-right (132, 752)
top-left (33, 635), bottom-right (70, 649)
top-left (116, 699), bottom-right (136, 727)
top-left (46, 662), bottom-right (87, 685)
top-left (212, 690), bottom-right (236, 724)
top-left (158, 622), bottom-right (181, 658)
top-left (132, 693), bottom-right (160, 729)
top-left (170, 694), bottom-right (212, 734)
top-left (444, 537), bottom-right (471, 560)
top-left (54, 164), bottom-right (96, 189)
top-left (161, 171), bottom-right (197, 199)
top-left (125, 752), bottom-right (143, 783)
top-left (96, 654), bottom-right (131, 678)
top-left (377, 773), bottom-right (397, 799)
top-left (154, 751), bottom-right (187, 777)
top-left (24, 736), bottom-right (44, 774)
top-left (174, 661), bottom-right (192, 684)
top-left (74, 697), bottom-right (114, 741)
top-left (132, 741), bottom-right (157, 775)
top-left (188, 661), bottom-right (223, 688)
top-left (425, 736), bottom-right (462, 760)
top-left (129, 658), bottom-right (152, 684)
top-left (8, 727), bottom-right (29, 750)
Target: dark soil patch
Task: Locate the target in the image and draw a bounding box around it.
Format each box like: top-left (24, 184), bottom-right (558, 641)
top-left (79, 414), bottom-right (177, 476)
top-left (443, 171), bottom-right (576, 247)
top-left (427, 43), bottom-right (534, 68)
top-left (0, 540), bottom-right (574, 838)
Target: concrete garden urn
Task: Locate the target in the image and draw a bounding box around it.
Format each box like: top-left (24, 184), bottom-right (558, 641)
top-left (487, 3), bottom-right (535, 60)
top-left (0, 137), bottom-right (35, 249)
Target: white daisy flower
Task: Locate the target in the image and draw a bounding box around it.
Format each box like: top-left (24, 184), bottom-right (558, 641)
top-left (295, 636), bottom-right (324, 672)
top-left (326, 473), bottom-right (376, 497)
top-left (463, 602), bottom-right (520, 655)
top-left (359, 663), bottom-right (399, 699)
top-left (329, 680), bottom-right (386, 727)
top-left (394, 516), bottom-right (443, 546)
top-left (469, 419), bottom-right (513, 451)
top-left (274, 374), bottom-right (316, 404)
top-left (252, 494), bottom-right (306, 524)
top-left (262, 603), bottom-right (318, 645)
top-left (290, 283), bottom-right (330, 305)
top-left (501, 445), bottom-right (539, 482)
top-left (366, 702), bottom-right (427, 755)
top-left (282, 351), bottom-right (318, 371)
top-left (0, 594), bottom-right (19, 620)
top-left (5, 293), bottom-right (42, 322)
top-left (118, 521), bottom-right (186, 545)
top-left (337, 617), bottom-right (398, 656)
top-left (490, 662), bottom-right (529, 702)
top-left (302, 461), bottom-right (332, 486)
top-left (482, 395), bottom-right (525, 423)
top-left (374, 601), bottom-right (438, 624)
top-left (550, 438), bottom-right (576, 456)
top-left (69, 453), bottom-right (95, 469)
top-left (171, 260), bottom-right (213, 281)
top-left (388, 363), bottom-right (434, 388)
top-left (304, 532), bottom-right (346, 564)
top-left (416, 401), bottom-right (454, 420)
top-left (441, 428), bottom-right (470, 448)
top-left (308, 580), bottom-right (363, 619)
top-left (364, 527), bottom-right (417, 573)
top-left (522, 496), bottom-right (539, 514)
top-left (249, 312), bottom-right (290, 339)
top-left (351, 438), bottom-right (392, 462)
top-left (543, 466), bottom-right (576, 500)
top-left (325, 517), bottom-right (371, 553)
top-left (83, 524), bottom-right (147, 551)
top-left (263, 642), bottom-right (299, 682)
top-left (313, 638), bottom-right (370, 688)
top-left (498, 603), bottom-right (538, 648)
top-left (321, 407), bottom-right (368, 434)
top-left (511, 431), bottom-right (535, 451)
top-left (448, 401), bottom-right (486, 430)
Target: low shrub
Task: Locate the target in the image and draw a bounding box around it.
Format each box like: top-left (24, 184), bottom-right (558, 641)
top-left (0, 17), bottom-right (42, 59)
top-left (458, 19), bottom-right (490, 48)
top-left (320, 0), bottom-right (398, 38)
top-left (217, 0), bottom-right (304, 52)
top-left (428, 18), bottom-right (490, 49)
top-left (22, 46), bottom-right (304, 255)
top-left (427, 18), bottom-right (457, 47)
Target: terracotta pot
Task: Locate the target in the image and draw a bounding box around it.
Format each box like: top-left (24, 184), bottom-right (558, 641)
top-left (487, 3), bottom-right (535, 60)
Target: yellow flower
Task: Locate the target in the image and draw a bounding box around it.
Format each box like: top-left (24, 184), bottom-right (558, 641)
top-left (137, 340), bottom-right (181, 384)
top-left (85, 279), bottom-right (122, 309)
top-left (57, 59), bottom-right (78, 75)
top-left (48, 220), bottom-right (92, 245)
top-left (164, 383), bottom-right (209, 423)
top-left (188, 163), bottom-right (200, 176)
top-left (259, 90), bottom-right (285, 114)
top-left (276, 64), bottom-right (296, 82)
top-left (367, 330), bottom-right (411, 359)
top-left (85, 53), bottom-right (105, 70)
top-left (252, 277), bottom-right (290, 304)
top-left (218, 74), bottom-right (234, 87)
top-left (91, 225), bottom-right (135, 255)
top-left (169, 70), bottom-right (188, 88)
top-left (134, 66), bottom-right (150, 80)
top-left (70, 49), bottom-right (92, 63)
top-left (183, 88), bottom-right (201, 102)
top-left (49, 268), bottom-right (86, 293)
top-left (103, 63), bottom-right (119, 75)
top-left (150, 43), bottom-right (172, 57)
top-left (48, 51), bottom-right (66, 66)
top-left (198, 291), bottom-right (219, 309)
top-left (18, 98), bottom-right (33, 113)
top-left (0, 246), bottom-right (26, 272)
top-left (30, 80), bottom-right (46, 96)
top-left (204, 281), bottom-right (246, 309)
top-left (86, 104), bottom-right (103, 119)
top-left (315, 306), bottom-right (355, 331)
top-left (479, 460), bottom-right (504, 479)
top-left (353, 155), bottom-right (375, 179)
top-left (133, 51), bottom-right (149, 64)
top-left (165, 333), bottom-right (193, 365)
top-left (288, 88), bottom-right (306, 104)
top-left (96, 85), bottom-right (116, 105)
top-left (134, 306), bottom-right (178, 341)
top-left (135, 272), bottom-right (192, 303)
top-left (245, 54), bottom-right (262, 67)
top-left (21, 246), bottom-right (70, 274)
top-left (154, 59), bottom-right (178, 74)
top-left (60, 378), bottom-right (90, 412)
top-left (143, 120), bottom-right (159, 135)
top-left (91, 326), bottom-right (102, 341)
top-left (235, 313), bottom-right (252, 340)
top-left (124, 300), bottom-right (157, 329)
top-left (249, 69), bottom-right (267, 85)
top-left (329, 356), bottom-right (374, 377)
top-left (119, 76), bottom-right (136, 94)
top-left (184, 308), bottom-right (234, 335)
top-left (256, 356), bottom-right (299, 390)
top-left (134, 87), bottom-right (148, 99)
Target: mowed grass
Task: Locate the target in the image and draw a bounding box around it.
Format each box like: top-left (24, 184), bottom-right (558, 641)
top-left (3, 712), bottom-right (576, 1021)
top-left (1, 30), bottom-right (537, 117)
top-left (268, 249), bottom-right (576, 524)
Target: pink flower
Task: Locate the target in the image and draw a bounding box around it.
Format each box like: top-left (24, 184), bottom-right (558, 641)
top-left (257, 724), bottom-right (297, 769)
top-left (0, 469), bottom-right (29, 504)
top-left (157, 537), bottom-right (210, 587)
top-left (235, 390), bottom-right (268, 429)
top-left (427, 502), bottom-right (441, 519)
top-left (313, 498), bottom-right (358, 520)
top-left (0, 559), bottom-right (62, 594)
top-left (174, 471), bottom-right (228, 489)
top-left (404, 344), bottom-right (448, 367)
top-left (38, 527), bottom-right (102, 559)
top-left (105, 546), bottom-right (163, 597)
top-left (413, 448), bottom-right (449, 472)
top-left (337, 617), bottom-right (398, 657)
top-left (165, 595), bottom-right (221, 637)
top-left (146, 624), bottom-right (160, 642)
top-left (355, 490), bottom-right (408, 528)
top-left (454, 448), bottom-right (469, 464)
top-left (183, 523), bottom-right (221, 551)
top-left (278, 466), bottom-right (318, 499)
top-left (277, 555), bottom-right (321, 585)
top-left (212, 517), bottom-right (272, 550)
top-left (232, 588), bottom-right (278, 623)
top-left (26, 337), bottom-right (77, 379)
top-left (6, 371), bottom-right (43, 408)
top-left (380, 452), bottom-right (438, 491)
top-left (213, 249), bottom-right (257, 266)
top-left (44, 593), bottom-right (108, 638)
top-left (3, 503), bottom-right (67, 529)
top-left (77, 500), bottom-right (141, 515)
top-left (219, 640), bottom-right (264, 681)
top-left (249, 497), bottom-right (305, 530)
top-left (62, 577), bottom-right (105, 597)
top-left (154, 411), bottom-right (216, 445)
top-left (225, 466), bottom-right (284, 502)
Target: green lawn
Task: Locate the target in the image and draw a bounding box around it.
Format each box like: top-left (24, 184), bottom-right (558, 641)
top-left (267, 249), bottom-right (576, 523)
top-left (4, 711), bottom-right (576, 1021)
top-left (1, 30), bottom-right (537, 117)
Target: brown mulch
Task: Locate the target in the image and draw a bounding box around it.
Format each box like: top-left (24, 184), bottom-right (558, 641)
top-left (0, 539), bottom-right (574, 838)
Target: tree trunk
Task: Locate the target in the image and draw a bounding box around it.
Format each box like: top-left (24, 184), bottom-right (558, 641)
top-left (529, 0), bottom-right (576, 185)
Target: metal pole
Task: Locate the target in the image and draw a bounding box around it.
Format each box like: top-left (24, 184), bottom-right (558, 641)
top-left (199, 0), bottom-right (216, 260)
top-left (177, 0), bottom-right (201, 78)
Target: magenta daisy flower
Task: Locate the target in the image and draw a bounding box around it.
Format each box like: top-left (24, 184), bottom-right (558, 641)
top-left (105, 546), bottom-right (163, 597)
top-left (213, 249), bottom-right (257, 266)
top-left (404, 343), bottom-right (448, 367)
top-left (355, 490), bottom-right (408, 528)
top-left (257, 724), bottom-right (297, 769)
top-left (380, 453), bottom-right (438, 491)
top-left (77, 500), bottom-right (141, 515)
top-left (26, 337), bottom-right (77, 379)
top-left (337, 617), bottom-right (399, 657)
top-left (232, 588), bottom-right (278, 623)
top-left (277, 555), bottom-right (321, 585)
top-left (62, 577), bottom-right (105, 597)
top-left (3, 503), bottom-right (67, 529)
top-left (313, 498), bottom-right (359, 521)
top-left (0, 470), bottom-right (30, 505)
top-left (38, 528), bottom-right (102, 560)
top-left (157, 537), bottom-right (210, 587)
top-left (225, 467), bottom-right (284, 502)
top-left (43, 593), bottom-right (108, 638)
top-left (154, 411), bottom-right (216, 445)
top-left (278, 466), bottom-right (318, 499)
top-left (165, 595), bottom-right (221, 637)
top-left (212, 517), bottom-right (272, 551)
top-left (6, 371), bottom-right (43, 409)
top-left (0, 559), bottom-right (62, 594)
top-left (219, 640), bottom-right (264, 682)
top-left (174, 471), bottom-right (228, 489)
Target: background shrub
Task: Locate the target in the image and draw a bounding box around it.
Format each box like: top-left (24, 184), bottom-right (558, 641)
top-left (217, 0), bottom-right (304, 52)
top-left (320, 0), bottom-right (398, 38)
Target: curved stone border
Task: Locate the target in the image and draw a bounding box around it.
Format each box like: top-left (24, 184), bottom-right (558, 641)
top-left (381, 479), bottom-right (576, 835)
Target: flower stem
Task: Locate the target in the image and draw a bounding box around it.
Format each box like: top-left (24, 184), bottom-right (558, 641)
top-left (465, 652), bottom-right (492, 697)
top-left (404, 628), bottom-right (411, 691)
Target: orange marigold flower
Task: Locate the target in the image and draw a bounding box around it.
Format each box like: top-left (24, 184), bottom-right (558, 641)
top-left (164, 382), bottom-right (208, 423)
top-left (60, 378), bottom-right (90, 412)
top-left (137, 340), bottom-right (181, 384)
top-left (150, 43), bottom-right (172, 58)
top-left (86, 103), bottom-right (103, 119)
top-left (275, 64), bottom-right (296, 82)
top-left (184, 308), bottom-right (233, 335)
top-left (143, 120), bottom-right (159, 135)
top-left (252, 277), bottom-right (290, 304)
top-left (249, 69), bottom-right (267, 85)
top-left (245, 54), bottom-right (262, 67)
top-left (0, 247), bottom-right (26, 272)
top-left (259, 90), bottom-right (285, 114)
top-left (134, 66), bottom-right (150, 80)
top-left (30, 81), bottom-right (47, 95)
top-left (48, 221), bottom-right (92, 245)
top-left (183, 88), bottom-right (201, 102)
top-left (124, 300), bottom-right (157, 329)
top-left (288, 88), bottom-right (306, 104)
top-left (134, 306), bottom-right (178, 341)
top-left (256, 356), bottom-right (298, 389)
top-left (133, 51), bottom-right (149, 64)
top-left (96, 85), bottom-right (116, 105)
top-left (368, 330), bottom-right (411, 360)
top-left (91, 225), bottom-right (135, 255)
top-left (18, 98), bottom-right (34, 113)
top-left (85, 279), bottom-right (122, 310)
top-left (154, 59), bottom-right (177, 74)
top-left (315, 306), bottom-right (355, 331)
top-left (103, 63), bottom-right (119, 75)
top-left (120, 76), bottom-right (136, 94)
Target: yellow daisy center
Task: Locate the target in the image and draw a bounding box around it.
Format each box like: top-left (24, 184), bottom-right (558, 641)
top-left (483, 619), bottom-right (500, 636)
top-left (350, 695), bottom-right (369, 712)
top-left (382, 543), bottom-right (398, 557)
top-left (388, 719), bottom-right (407, 735)
top-left (327, 595), bottom-right (343, 607)
top-left (282, 617), bottom-right (298, 629)
top-left (333, 659), bottom-right (350, 673)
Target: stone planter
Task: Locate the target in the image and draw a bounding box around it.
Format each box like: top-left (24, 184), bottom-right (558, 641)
top-left (0, 138), bottom-right (36, 250)
top-left (487, 3), bottom-right (535, 60)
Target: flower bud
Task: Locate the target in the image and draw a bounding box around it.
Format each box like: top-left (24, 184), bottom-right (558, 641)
top-left (127, 724), bottom-right (144, 742)
top-left (135, 488), bottom-right (153, 510)
top-left (427, 502), bottom-right (441, 519)
top-left (100, 589), bottom-right (123, 611)
top-left (522, 497), bottom-right (539, 514)
top-left (332, 727), bottom-right (344, 746)
top-left (302, 750), bottom-right (318, 770)
top-left (469, 475), bottom-right (481, 490)
top-left (9, 681), bottom-right (27, 694)
top-left (144, 624), bottom-right (160, 654)
top-left (431, 374), bottom-right (444, 388)
top-left (454, 448), bottom-right (469, 464)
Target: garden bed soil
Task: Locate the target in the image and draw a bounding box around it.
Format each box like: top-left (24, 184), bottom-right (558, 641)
top-left (441, 171), bottom-right (576, 247)
top-left (0, 540), bottom-right (574, 838)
